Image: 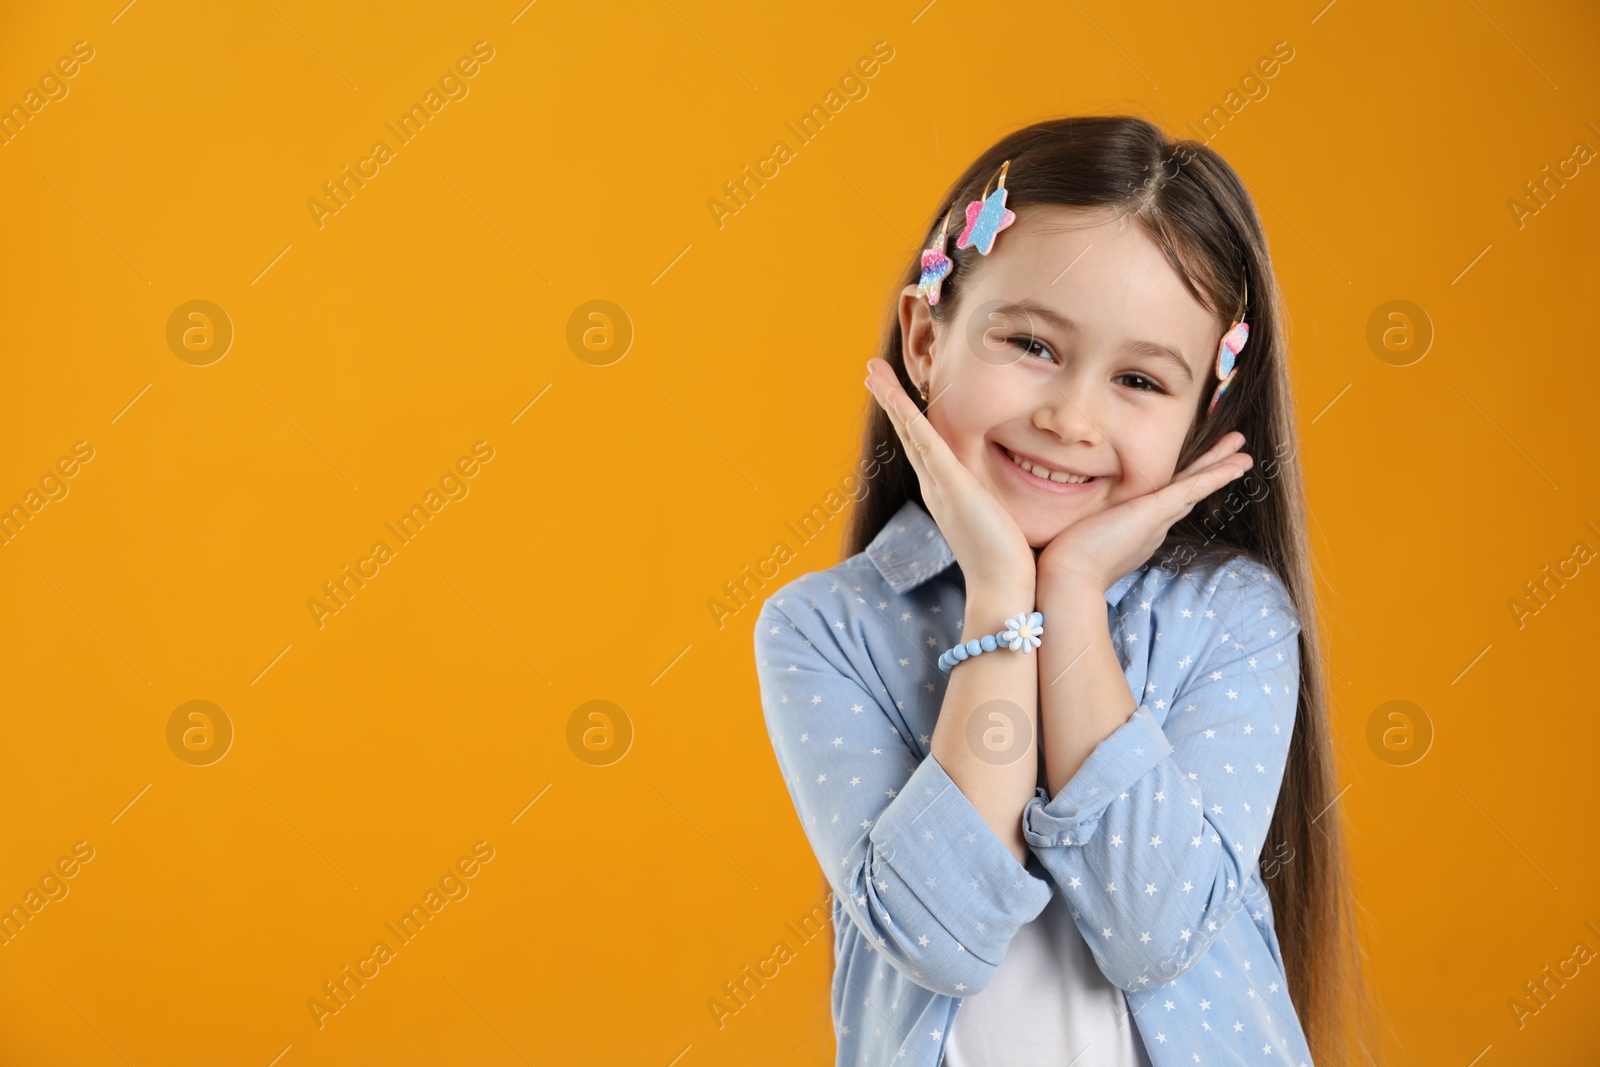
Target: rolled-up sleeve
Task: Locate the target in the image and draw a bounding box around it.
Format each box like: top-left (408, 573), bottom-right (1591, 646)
top-left (755, 592), bottom-right (1054, 997)
top-left (1020, 567), bottom-right (1302, 991)
top-left (1019, 706), bottom-right (1173, 848)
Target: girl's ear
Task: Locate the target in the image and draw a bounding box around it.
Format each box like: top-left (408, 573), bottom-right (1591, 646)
top-left (897, 283), bottom-right (940, 384)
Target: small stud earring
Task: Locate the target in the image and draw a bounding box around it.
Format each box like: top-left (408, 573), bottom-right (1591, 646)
top-left (919, 380), bottom-right (930, 402)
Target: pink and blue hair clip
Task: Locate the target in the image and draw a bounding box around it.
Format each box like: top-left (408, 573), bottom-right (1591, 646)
top-left (955, 159), bottom-right (1016, 256)
top-left (1206, 273), bottom-right (1250, 415)
top-left (937, 611), bottom-right (1044, 673)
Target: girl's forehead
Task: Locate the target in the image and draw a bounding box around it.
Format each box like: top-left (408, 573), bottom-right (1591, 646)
top-left (996, 205), bottom-right (1154, 266)
top-left (971, 209), bottom-right (1190, 307)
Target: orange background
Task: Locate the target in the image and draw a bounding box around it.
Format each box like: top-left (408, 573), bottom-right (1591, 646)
top-left (2, 0), bottom-right (1598, 1063)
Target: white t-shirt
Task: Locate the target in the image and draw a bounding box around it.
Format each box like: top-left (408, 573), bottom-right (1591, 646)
top-left (941, 887), bottom-right (1153, 1067)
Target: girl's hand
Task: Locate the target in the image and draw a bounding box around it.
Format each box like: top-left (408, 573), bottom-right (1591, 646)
top-left (1035, 432), bottom-right (1253, 595)
top-left (864, 359), bottom-right (1037, 593)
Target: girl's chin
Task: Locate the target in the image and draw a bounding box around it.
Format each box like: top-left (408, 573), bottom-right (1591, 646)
top-left (1012, 485), bottom-right (1119, 546)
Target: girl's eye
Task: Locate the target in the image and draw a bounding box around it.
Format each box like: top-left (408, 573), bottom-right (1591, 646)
top-left (1007, 335), bottom-right (1055, 361)
top-left (1115, 372), bottom-right (1167, 394)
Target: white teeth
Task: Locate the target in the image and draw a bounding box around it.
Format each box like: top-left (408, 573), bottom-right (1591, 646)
top-left (1005, 447), bottom-right (1095, 484)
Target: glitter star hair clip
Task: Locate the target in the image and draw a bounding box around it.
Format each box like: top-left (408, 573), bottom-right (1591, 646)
top-left (916, 209), bottom-right (954, 305)
top-left (955, 159), bottom-right (1016, 256)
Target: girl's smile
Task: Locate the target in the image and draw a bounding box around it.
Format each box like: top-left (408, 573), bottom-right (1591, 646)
top-left (992, 440), bottom-right (1108, 496)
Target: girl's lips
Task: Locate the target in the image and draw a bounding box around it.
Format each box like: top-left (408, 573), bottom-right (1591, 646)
top-left (992, 441), bottom-right (1106, 496)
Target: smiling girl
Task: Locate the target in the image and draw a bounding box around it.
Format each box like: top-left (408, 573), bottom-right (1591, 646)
top-left (753, 116), bottom-right (1374, 1066)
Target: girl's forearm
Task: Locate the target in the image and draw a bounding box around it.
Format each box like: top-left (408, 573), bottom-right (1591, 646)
top-left (929, 578), bottom-right (1040, 867)
top-left (1035, 576), bottom-right (1139, 799)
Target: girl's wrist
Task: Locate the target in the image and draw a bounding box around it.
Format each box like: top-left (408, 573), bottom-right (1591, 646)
top-left (1036, 570), bottom-right (1108, 611)
top-left (962, 580), bottom-right (1037, 642)
top-left (1036, 557), bottom-right (1105, 596)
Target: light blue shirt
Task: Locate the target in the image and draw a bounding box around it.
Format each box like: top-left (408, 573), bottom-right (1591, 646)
top-left (753, 498), bottom-right (1315, 1066)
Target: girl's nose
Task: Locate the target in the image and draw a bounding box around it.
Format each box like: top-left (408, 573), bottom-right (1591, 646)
top-left (1032, 377), bottom-right (1106, 445)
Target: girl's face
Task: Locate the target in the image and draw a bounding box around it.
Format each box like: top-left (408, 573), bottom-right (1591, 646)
top-left (899, 204), bottom-right (1226, 550)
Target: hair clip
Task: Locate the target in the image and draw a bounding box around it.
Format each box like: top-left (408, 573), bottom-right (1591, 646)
top-left (955, 159), bottom-right (1016, 256)
top-left (1206, 274), bottom-right (1250, 415)
top-left (916, 209), bottom-right (954, 305)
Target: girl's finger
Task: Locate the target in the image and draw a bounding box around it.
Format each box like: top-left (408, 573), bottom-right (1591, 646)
top-left (889, 383), bottom-right (962, 490)
top-left (866, 364), bottom-right (936, 492)
top-left (867, 361), bottom-right (959, 485)
top-left (1172, 431), bottom-right (1246, 484)
top-left (1163, 451), bottom-right (1251, 513)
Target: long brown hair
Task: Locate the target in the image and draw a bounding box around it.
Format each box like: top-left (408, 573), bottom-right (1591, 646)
top-left (824, 116), bottom-right (1377, 1063)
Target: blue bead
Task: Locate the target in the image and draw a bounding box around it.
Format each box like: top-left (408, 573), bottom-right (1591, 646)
top-left (980, 634), bottom-right (997, 652)
top-left (965, 639), bottom-right (982, 656)
top-left (1028, 611), bottom-right (1043, 627)
top-left (953, 644), bottom-right (968, 661)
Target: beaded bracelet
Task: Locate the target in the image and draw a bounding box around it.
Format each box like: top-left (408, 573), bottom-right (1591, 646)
top-left (937, 611), bottom-right (1045, 673)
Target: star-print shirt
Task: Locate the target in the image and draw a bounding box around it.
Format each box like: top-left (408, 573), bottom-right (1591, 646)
top-left (752, 498), bottom-right (1315, 1067)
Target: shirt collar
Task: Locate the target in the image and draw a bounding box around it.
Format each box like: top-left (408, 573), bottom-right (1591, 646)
top-left (865, 498), bottom-right (1146, 606)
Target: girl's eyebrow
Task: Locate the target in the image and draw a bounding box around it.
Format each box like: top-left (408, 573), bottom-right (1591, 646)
top-left (992, 299), bottom-right (1196, 386)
